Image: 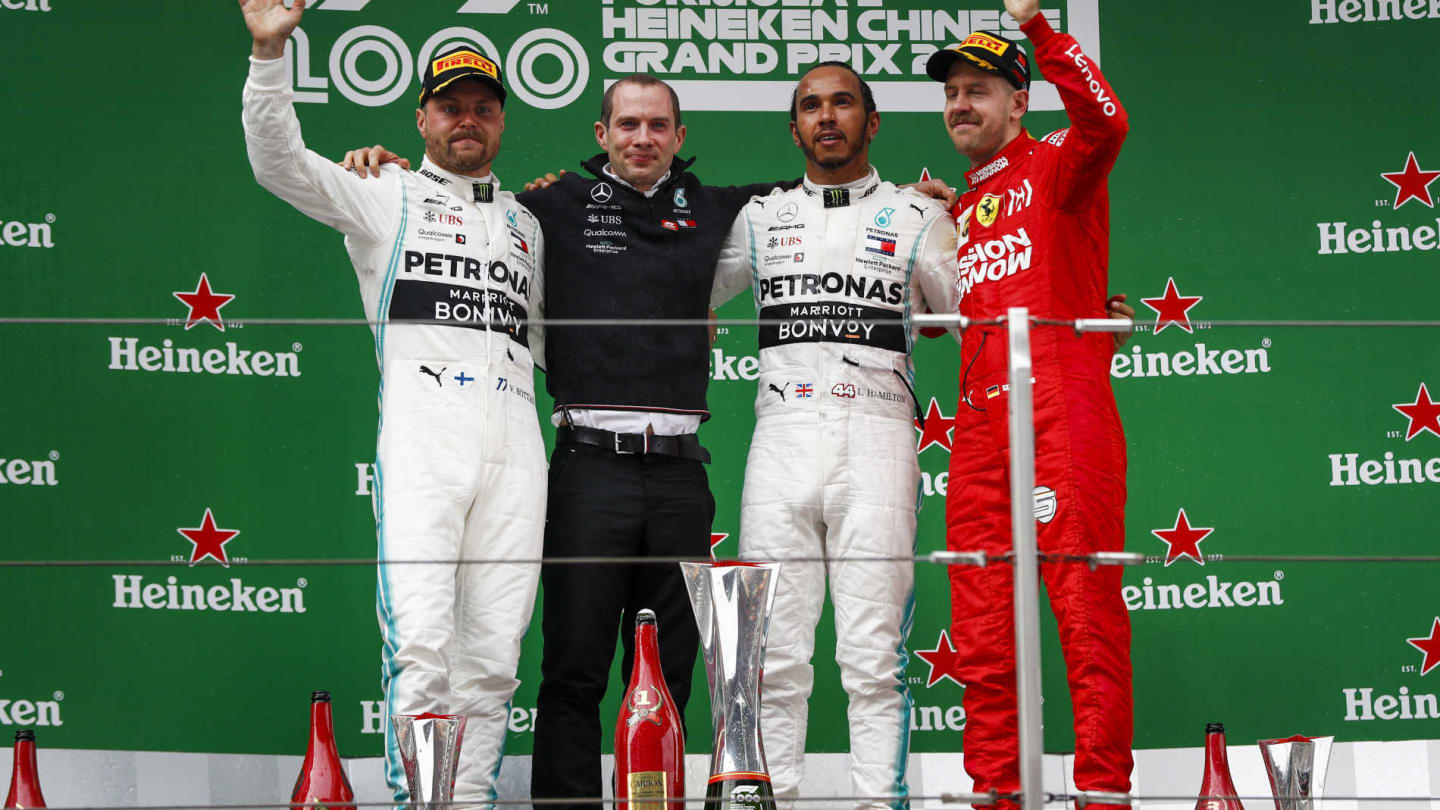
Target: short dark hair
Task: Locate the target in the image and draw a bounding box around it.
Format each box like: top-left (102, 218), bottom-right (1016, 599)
top-left (789, 61), bottom-right (876, 122)
top-left (599, 75), bottom-right (683, 129)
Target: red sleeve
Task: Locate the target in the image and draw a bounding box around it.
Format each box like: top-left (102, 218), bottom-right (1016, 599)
top-left (1021, 14), bottom-right (1128, 211)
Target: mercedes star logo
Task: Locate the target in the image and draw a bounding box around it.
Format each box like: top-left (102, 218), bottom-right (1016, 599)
top-left (590, 182), bottom-right (614, 203)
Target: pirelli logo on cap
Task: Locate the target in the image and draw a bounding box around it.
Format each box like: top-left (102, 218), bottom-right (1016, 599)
top-left (432, 51), bottom-right (498, 79)
top-left (961, 33), bottom-right (1009, 57)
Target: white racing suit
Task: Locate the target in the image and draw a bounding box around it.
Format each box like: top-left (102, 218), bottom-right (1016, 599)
top-left (243, 56), bottom-right (546, 808)
top-left (712, 168), bottom-right (958, 808)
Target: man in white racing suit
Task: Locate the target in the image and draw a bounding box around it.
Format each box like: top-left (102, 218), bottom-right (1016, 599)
top-left (239, 3), bottom-right (544, 806)
top-left (710, 62), bottom-right (958, 809)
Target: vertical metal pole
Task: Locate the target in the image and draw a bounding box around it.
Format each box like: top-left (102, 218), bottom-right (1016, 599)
top-left (1006, 307), bottom-right (1044, 810)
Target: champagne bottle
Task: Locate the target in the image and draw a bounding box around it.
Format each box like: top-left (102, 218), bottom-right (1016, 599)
top-left (291, 691), bottom-right (356, 809)
top-left (4, 730), bottom-right (46, 809)
top-left (1196, 722), bottom-right (1245, 810)
top-left (615, 609), bottom-right (684, 809)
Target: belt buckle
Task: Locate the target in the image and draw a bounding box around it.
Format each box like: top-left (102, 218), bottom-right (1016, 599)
top-left (614, 432), bottom-right (635, 455)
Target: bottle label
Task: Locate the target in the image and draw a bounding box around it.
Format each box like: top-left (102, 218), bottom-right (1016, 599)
top-left (628, 771), bottom-right (667, 808)
top-left (625, 685), bottom-right (666, 728)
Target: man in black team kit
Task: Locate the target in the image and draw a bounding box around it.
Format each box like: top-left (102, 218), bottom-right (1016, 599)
top-left (514, 76), bottom-right (785, 807)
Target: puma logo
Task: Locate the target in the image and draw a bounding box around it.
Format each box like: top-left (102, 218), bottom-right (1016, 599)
top-left (419, 365), bottom-right (446, 387)
top-left (768, 382), bottom-right (790, 402)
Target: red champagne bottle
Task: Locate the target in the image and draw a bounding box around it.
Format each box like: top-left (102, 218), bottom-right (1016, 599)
top-left (1196, 722), bottom-right (1245, 810)
top-left (291, 691), bottom-right (356, 809)
top-left (615, 609), bottom-right (685, 809)
top-left (4, 730), bottom-right (46, 809)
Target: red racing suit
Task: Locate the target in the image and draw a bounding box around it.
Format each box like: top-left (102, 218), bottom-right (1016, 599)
top-left (944, 14), bottom-right (1132, 806)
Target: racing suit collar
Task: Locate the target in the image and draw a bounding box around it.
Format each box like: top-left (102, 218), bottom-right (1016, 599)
top-left (964, 128), bottom-right (1035, 189)
top-left (800, 164), bottom-right (881, 208)
top-left (418, 156), bottom-right (499, 204)
top-left (800, 164), bottom-right (880, 196)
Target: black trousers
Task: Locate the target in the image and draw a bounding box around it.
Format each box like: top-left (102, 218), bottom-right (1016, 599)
top-left (530, 441), bottom-right (715, 808)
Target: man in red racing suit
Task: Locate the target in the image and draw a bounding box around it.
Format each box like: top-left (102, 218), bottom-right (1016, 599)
top-left (927, 0), bottom-right (1132, 806)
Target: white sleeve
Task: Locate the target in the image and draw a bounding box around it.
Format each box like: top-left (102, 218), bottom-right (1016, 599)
top-left (710, 206), bottom-right (755, 309)
top-left (914, 206), bottom-right (962, 344)
top-left (242, 56), bottom-right (398, 244)
top-left (526, 211), bottom-right (547, 372)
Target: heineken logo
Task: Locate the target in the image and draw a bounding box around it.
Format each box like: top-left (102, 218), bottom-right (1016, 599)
top-left (1328, 383), bottom-right (1440, 487)
top-left (1316, 151), bottom-right (1440, 256)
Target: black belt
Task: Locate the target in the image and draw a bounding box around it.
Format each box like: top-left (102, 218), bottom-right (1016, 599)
top-left (556, 426), bottom-right (711, 463)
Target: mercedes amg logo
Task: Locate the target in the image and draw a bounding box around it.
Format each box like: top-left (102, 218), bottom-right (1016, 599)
top-left (590, 183), bottom-right (613, 203)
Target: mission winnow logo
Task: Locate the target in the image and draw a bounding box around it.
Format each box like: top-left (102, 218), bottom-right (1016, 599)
top-left (111, 507), bottom-right (308, 614)
top-left (107, 273), bottom-right (303, 378)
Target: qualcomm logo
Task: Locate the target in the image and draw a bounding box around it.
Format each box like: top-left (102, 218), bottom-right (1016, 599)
top-left (285, 13), bottom-right (587, 110)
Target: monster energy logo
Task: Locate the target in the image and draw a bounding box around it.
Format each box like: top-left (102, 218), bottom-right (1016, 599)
top-left (824, 188), bottom-right (849, 208)
top-left (474, 182), bottom-right (494, 203)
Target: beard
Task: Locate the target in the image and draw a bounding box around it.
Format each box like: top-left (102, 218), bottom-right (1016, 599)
top-left (800, 128), bottom-right (869, 171)
top-left (426, 129), bottom-right (496, 174)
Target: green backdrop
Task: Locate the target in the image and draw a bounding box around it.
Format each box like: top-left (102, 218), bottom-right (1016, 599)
top-left (2, 0), bottom-right (1437, 762)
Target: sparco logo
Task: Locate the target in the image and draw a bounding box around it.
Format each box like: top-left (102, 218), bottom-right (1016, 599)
top-left (1328, 383), bottom-right (1440, 487)
top-left (0, 450), bottom-right (58, 487)
top-left (0, 214), bottom-right (54, 248)
top-left (601, 1), bottom-right (1098, 113)
top-left (0, 696), bottom-right (62, 727)
top-left (1310, 0), bottom-right (1440, 23)
top-left (285, 20), bottom-right (587, 109)
top-left (1316, 152), bottom-right (1439, 255)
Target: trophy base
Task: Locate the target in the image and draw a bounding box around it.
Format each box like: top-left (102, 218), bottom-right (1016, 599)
top-left (704, 775), bottom-right (776, 810)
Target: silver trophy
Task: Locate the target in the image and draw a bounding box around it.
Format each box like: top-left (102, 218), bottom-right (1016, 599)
top-left (390, 713), bottom-right (467, 809)
top-left (1259, 734), bottom-right (1333, 810)
top-left (680, 561), bottom-right (780, 809)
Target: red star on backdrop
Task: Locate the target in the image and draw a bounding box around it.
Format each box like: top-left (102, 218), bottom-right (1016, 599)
top-left (1140, 277), bottom-right (1203, 335)
top-left (918, 167), bottom-right (931, 181)
top-left (172, 273), bottom-right (235, 332)
top-left (1392, 383), bottom-right (1440, 441)
top-left (1151, 508), bottom-right (1213, 567)
top-left (1407, 618), bottom-right (1440, 676)
top-left (710, 532), bottom-right (728, 560)
top-left (914, 629), bottom-right (965, 688)
top-left (1381, 152), bottom-right (1440, 210)
top-left (178, 508), bottom-right (241, 567)
top-left (915, 397), bottom-right (957, 454)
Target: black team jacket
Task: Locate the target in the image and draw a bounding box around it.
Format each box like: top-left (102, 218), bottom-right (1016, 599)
top-left (517, 153), bottom-right (787, 427)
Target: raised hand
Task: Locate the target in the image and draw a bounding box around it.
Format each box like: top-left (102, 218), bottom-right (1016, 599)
top-left (239, 0), bottom-right (305, 60)
top-left (1003, 0), bottom-right (1039, 25)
